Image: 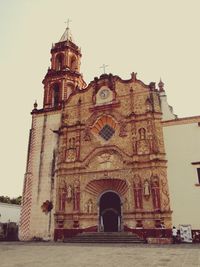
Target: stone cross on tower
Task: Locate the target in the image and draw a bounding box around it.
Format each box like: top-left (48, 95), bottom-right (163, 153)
top-left (65, 19), bottom-right (72, 29)
top-left (100, 64), bottom-right (108, 74)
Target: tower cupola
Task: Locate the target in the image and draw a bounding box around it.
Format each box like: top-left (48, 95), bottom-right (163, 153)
top-left (42, 26), bottom-right (86, 110)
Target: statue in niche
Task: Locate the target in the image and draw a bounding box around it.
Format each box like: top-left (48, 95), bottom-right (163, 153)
top-left (73, 180), bottom-right (80, 211)
top-left (133, 175), bottom-right (143, 209)
top-left (151, 176), bottom-right (161, 210)
top-left (87, 199), bottom-right (93, 213)
top-left (137, 128), bottom-right (150, 155)
top-left (143, 180), bottom-right (150, 199)
top-left (139, 128), bottom-right (146, 140)
top-left (66, 184), bottom-right (73, 201)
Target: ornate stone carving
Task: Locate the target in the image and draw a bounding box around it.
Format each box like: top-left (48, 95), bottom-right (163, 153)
top-left (131, 123), bottom-right (137, 154)
top-left (159, 169), bottom-right (170, 211)
top-left (61, 112), bottom-right (68, 124)
top-left (66, 148), bottom-right (76, 162)
top-left (73, 179), bottom-right (80, 212)
top-left (85, 199), bottom-right (93, 213)
top-left (119, 121), bottom-right (127, 137)
top-left (133, 175), bottom-right (143, 209)
top-left (123, 197), bottom-right (130, 212)
top-left (151, 175), bottom-right (161, 210)
top-left (137, 128), bottom-right (150, 155)
top-left (66, 184), bottom-right (73, 201)
top-left (83, 127), bottom-right (91, 141)
top-left (59, 186), bottom-right (67, 212)
top-left (143, 180), bottom-right (150, 200)
top-left (97, 152), bottom-right (114, 169)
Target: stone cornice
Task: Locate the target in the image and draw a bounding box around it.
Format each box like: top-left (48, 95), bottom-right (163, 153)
top-left (162, 115), bottom-right (200, 127)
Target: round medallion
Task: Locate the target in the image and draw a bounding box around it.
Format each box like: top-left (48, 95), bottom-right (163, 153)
top-left (100, 89), bottom-right (110, 99)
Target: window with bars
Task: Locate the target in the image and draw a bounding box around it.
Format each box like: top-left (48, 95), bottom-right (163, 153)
top-left (99, 124), bottom-right (115, 141)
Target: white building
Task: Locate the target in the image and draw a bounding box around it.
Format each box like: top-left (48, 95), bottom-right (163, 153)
top-left (160, 87), bottom-right (200, 230)
top-left (0, 203), bottom-right (21, 224)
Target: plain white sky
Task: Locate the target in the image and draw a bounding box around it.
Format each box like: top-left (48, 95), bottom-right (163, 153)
top-left (0, 0), bottom-right (199, 197)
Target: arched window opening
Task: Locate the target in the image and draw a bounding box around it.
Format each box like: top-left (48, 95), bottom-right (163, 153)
top-left (56, 54), bottom-right (64, 71)
top-left (71, 56), bottom-right (77, 71)
top-left (53, 84), bottom-right (60, 107)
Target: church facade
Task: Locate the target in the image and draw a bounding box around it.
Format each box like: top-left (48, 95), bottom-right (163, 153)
top-left (19, 28), bottom-right (200, 241)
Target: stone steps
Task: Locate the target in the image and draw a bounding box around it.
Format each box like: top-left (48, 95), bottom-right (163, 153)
top-left (64, 232), bottom-right (146, 243)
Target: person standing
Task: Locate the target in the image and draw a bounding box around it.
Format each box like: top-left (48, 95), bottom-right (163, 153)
top-left (172, 226), bottom-right (178, 244)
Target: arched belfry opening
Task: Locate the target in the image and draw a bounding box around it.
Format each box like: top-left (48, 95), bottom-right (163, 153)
top-left (99, 191), bottom-right (121, 232)
top-left (55, 53), bottom-right (64, 71)
top-left (70, 55), bottom-right (77, 71)
top-left (53, 83), bottom-right (60, 107)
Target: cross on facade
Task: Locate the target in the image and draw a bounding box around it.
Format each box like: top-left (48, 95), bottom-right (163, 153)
top-left (100, 64), bottom-right (108, 74)
top-left (65, 19), bottom-right (72, 28)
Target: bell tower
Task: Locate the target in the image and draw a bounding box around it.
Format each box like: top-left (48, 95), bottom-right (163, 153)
top-left (42, 26), bottom-right (86, 109)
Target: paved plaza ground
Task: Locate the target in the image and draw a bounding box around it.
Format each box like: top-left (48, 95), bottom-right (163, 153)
top-left (0, 242), bottom-right (200, 267)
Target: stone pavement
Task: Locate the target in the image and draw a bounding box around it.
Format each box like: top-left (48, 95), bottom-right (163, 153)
top-left (0, 242), bottom-right (200, 267)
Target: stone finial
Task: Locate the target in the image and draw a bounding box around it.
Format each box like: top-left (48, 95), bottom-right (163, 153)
top-left (131, 72), bottom-right (137, 81)
top-left (158, 79), bottom-right (165, 92)
top-left (149, 82), bottom-right (156, 91)
top-left (33, 100), bottom-right (38, 110)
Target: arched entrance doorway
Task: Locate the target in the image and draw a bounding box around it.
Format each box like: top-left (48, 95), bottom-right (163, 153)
top-left (99, 191), bottom-right (121, 232)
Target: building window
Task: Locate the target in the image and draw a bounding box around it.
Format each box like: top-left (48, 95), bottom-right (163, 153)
top-left (99, 124), bottom-right (115, 141)
top-left (53, 84), bottom-right (60, 107)
top-left (197, 168), bottom-right (200, 184)
top-left (56, 54), bottom-right (64, 71)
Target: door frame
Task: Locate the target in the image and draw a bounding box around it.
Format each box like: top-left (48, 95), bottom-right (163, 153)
top-left (97, 190), bottom-right (123, 232)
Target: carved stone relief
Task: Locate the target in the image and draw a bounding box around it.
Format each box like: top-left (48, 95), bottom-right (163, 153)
top-left (85, 199), bottom-right (93, 213)
top-left (137, 128), bottom-right (150, 155)
top-left (133, 174), bottom-right (143, 209)
top-left (119, 121), bottom-right (128, 137)
top-left (150, 175), bottom-right (161, 210)
top-left (143, 180), bottom-right (150, 200)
